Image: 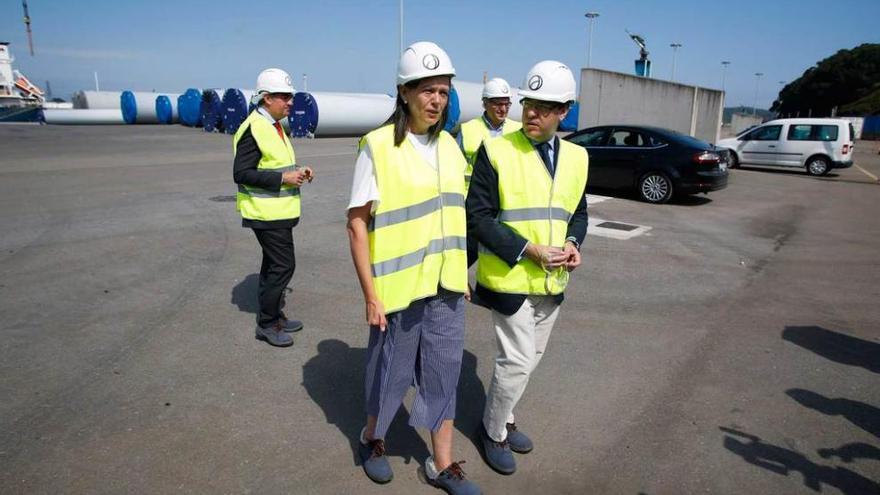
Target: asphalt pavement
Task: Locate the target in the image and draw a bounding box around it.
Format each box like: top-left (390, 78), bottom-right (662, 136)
top-left (0, 125), bottom-right (877, 494)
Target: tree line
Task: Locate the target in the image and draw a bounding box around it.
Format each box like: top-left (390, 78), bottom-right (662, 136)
top-left (771, 43), bottom-right (880, 117)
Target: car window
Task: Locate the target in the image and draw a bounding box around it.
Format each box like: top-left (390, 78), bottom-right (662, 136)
top-left (737, 125), bottom-right (757, 138)
top-left (849, 123), bottom-right (855, 141)
top-left (609, 130), bottom-right (647, 147)
top-left (568, 129), bottom-right (608, 146)
top-left (814, 125), bottom-right (839, 141)
top-left (648, 134), bottom-right (667, 146)
top-left (786, 124), bottom-right (839, 141)
top-left (751, 125), bottom-right (782, 141)
top-left (788, 125), bottom-right (812, 140)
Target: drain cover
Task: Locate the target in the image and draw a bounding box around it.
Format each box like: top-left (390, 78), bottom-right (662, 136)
top-left (209, 195), bottom-right (236, 202)
top-left (596, 221), bottom-right (638, 231)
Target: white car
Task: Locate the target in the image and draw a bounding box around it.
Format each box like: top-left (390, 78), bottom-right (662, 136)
top-left (716, 118), bottom-right (855, 176)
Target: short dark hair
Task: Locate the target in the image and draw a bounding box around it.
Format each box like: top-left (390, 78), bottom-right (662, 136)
top-left (384, 80), bottom-right (450, 147)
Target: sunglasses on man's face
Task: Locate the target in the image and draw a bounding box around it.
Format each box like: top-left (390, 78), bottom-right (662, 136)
top-left (270, 93), bottom-right (293, 102)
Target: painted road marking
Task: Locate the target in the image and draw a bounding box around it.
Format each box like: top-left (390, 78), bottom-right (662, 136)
top-left (586, 193), bottom-right (614, 205)
top-left (588, 217), bottom-right (652, 240)
top-left (854, 164), bottom-right (879, 182)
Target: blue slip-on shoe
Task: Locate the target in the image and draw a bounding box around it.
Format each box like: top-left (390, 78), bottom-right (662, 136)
top-left (506, 423), bottom-right (533, 454)
top-left (278, 313), bottom-right (303, 333)
top-left (358, 429), bottom-right (393, 484)
top-left (479, 425), bottom-right (516, 475)
top-left (254, 322), bottom-right (293, 347)
top-left (426, 458), bottom-right (482, 495)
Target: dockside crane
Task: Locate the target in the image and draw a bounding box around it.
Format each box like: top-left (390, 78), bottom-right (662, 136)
top-left (22, 0), bottom-right (34, 56)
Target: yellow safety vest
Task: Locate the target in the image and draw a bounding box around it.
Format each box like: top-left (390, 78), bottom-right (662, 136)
top-left (360, 124), bottom-right (468, 313)
top-left (460, 117), bottom-right (522, 187)
top-left (233, 111), bottom-right (300, 221)
top-left (476, 131), bottom-right (589, 295)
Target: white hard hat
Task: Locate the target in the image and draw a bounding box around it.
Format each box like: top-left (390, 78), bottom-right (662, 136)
top-left (397, 41), bottom-right (456, 86)
top-left (482, 78), bottom-right (512, 99)
top-left (253, 68), bottom-right (295, 104)
top-left (517, 60), bottom-right (577, 104)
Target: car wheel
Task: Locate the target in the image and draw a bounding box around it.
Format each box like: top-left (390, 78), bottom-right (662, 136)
top-left (638, 172), bottom-right (674, 204)
top-left (806, 156), bottom-right (830, 176)
top-left (728, 152), bottom-right (739, 169)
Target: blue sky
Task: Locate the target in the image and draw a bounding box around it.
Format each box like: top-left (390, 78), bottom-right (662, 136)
top-left (2, 0), bottom-right (878, 109)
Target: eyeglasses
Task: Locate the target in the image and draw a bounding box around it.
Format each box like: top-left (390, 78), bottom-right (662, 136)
top-left (521, 98), bottom-right (561, 114)
top-left (487, 99), bottom-right (512, 107)
top-left (270, 93), bottom-right (293, 102)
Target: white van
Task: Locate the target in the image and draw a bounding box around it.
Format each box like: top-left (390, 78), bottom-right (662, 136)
top-left (716, 118), bottom-right (855, 176)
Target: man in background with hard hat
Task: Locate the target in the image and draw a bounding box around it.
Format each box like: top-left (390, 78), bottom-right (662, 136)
top-left (233, 68), bottom-right (314, 348)
top-left (466, 61), bottom-right (589, 475)
top-left (457, 78), bottom-right (522, 188)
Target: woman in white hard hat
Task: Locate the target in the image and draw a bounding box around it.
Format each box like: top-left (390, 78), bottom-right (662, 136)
top-left (466, 60), bottom-right (589, 476)
top-left (232, 68), bottom-right (313, 348)
top-left (346, 42), bottom-right (481, 495)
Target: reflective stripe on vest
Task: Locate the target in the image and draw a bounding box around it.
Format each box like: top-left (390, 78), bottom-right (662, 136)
top-left (476, 131), bottom-right (589, 295)
top-left (362, 124), bottom-right (468, 313)
top-left (460, 117), bottom-right (522, 188)
top-left (232, 111), bottom-right (300, 221)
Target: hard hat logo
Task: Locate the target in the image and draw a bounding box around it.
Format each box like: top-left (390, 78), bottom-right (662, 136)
top-left (284, 76), bottom-right (292, 87)
top-left (422, 54), bottom-right (440, 70)
top-left (528, 75), bottom-right (543, 91)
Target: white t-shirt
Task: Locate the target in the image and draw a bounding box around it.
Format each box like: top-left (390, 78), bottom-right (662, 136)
top-left (347, 132), bottom-right (438, 213)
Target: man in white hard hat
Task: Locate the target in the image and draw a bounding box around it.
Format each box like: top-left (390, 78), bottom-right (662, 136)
top-left (457, 78), bottom-right (522, 187)
top-left (233, 68), bottom-right (314, 347)
top-left (466, 61), bottom-right (589, 475)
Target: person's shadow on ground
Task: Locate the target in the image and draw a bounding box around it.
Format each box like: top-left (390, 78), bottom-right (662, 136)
top-left (786, 389), bottom-right (880, 439)
top-left (302, 339), bottom-right (430, 467)
top-left (455, 350), bottom-right (488, 455)
top-left (782, 326), bottom-right (880, 374)
top-left (720, 427), bottom-right (879, 494)
top-left (230, 273), bottom-right (292, 322)
top-left (231, 273), bottom-right (260, 315)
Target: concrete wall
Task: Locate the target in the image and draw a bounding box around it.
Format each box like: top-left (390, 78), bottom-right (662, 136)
top-left (839, 116), bottom-right (864, 139)
top-left (731, 113), bottom-right (763, 134)
top-left (578, 68), bottom-right (724, 143)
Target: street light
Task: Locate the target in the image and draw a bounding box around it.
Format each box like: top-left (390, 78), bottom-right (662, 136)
top-left (585, 12), bottom-right (600, 68)
top-left (399, 0), bottom-right (404, 56)
top-left (777, 80), bottom-right (786, 117)
top-left (670, 43), bottom-right (682, 81)
top-left (721, 61), bottom-right (731, 91)
top-left (753, 72), bottom-right (764, 116)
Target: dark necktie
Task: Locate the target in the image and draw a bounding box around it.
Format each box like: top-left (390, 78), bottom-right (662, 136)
top-left (535, 141), bottom-right (554, 176)
top-left (273, 121), bottom-right (285, 140)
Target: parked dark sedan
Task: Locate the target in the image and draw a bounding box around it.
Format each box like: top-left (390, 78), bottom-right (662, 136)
top-left (564, 125), bottom-right (729, 204)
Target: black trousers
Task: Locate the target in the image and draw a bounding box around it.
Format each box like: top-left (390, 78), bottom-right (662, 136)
top-left (252, 228), bottom-right (296, 328)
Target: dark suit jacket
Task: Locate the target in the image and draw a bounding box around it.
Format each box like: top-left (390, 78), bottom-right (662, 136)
top-left (466, 140), bottom-right (588, 316)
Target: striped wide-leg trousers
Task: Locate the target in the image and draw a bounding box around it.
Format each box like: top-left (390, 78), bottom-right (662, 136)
top-left (364, 289), bottom-right (465, 439)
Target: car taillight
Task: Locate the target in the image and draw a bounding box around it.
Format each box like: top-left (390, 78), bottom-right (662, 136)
top-left (842, 144), bottom-right (850, 155)
top-left (693, 151), bottom-right (720, 165)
